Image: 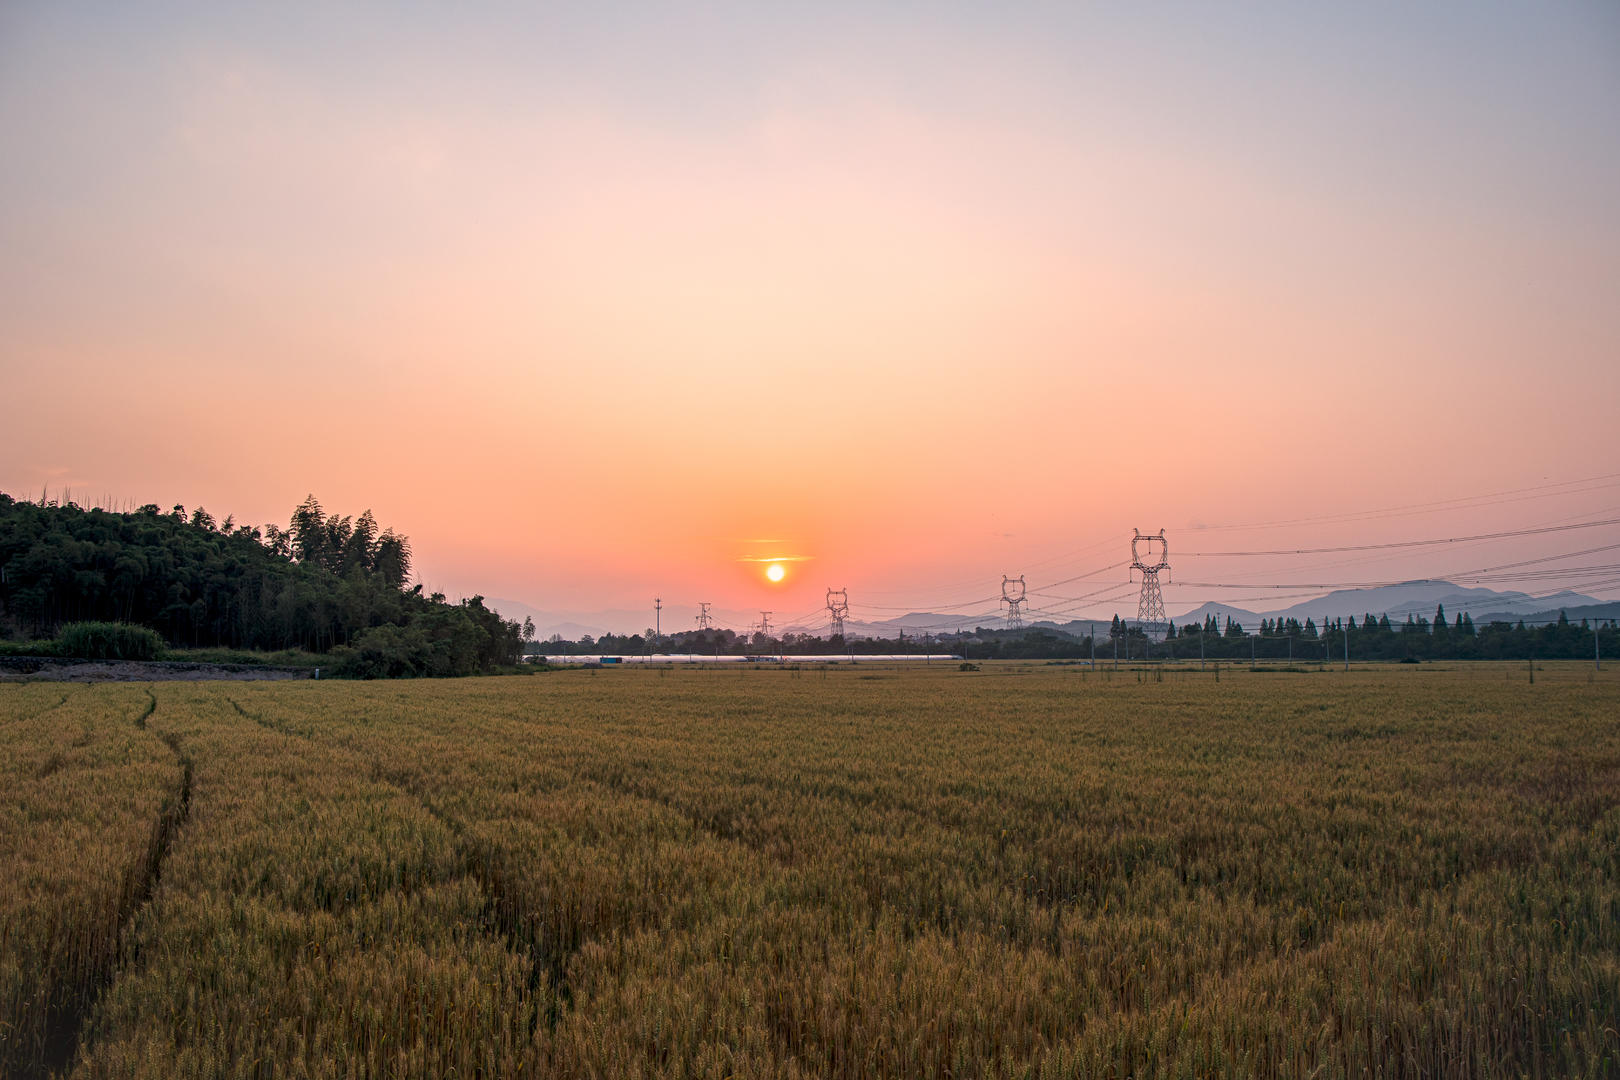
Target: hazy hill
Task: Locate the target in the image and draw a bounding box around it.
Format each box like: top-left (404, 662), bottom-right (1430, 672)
top-left (1168, 602), bottom-right (1263, 628)
top-left (1262, 583), bottom-right (1600, 625)
top-left (1470, 601), bottom-right (1620, 626)
top-left (852, 612), bottom-right (1011, 638)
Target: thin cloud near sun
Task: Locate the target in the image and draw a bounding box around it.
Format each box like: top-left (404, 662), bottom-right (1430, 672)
top-left (735, 552), bottom-right (812, 585)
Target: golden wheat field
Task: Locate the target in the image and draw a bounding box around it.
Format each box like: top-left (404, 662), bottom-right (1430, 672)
top-left (1, 661), bottom-right (1617, 1079)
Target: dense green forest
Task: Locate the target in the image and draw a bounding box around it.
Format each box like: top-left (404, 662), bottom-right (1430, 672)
top-left (0, 493), bottom-right (524, 675)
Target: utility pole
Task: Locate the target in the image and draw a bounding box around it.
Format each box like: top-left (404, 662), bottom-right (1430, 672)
top-left (1597, 619), bottom-right (1603, 671)
top-left (1343, 619), bottom-right (1349, 672)
top-left (1090, 623), bottom-right (1095, 668)
top-left (1200, 630), bottom-right (1204, 671)
top-left (654, 598), bottom-right (662, 644)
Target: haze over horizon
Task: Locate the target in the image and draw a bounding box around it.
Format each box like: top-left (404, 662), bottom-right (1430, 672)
top-left (4, 3), bottom-right (1618, 625)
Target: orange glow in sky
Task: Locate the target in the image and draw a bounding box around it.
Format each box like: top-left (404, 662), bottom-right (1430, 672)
top-left (2, 5), bottom-right (1617, 631)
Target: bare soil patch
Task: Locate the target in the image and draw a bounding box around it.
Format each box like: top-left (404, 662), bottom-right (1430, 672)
top-left (0, 656), bottom-right (316, 682)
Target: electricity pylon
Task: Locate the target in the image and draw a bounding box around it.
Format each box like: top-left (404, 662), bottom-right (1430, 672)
top-left (826, 588), bottom-right (849, 638)
top-left (695, 602), bottom-right (713, 630)
top-left (1131, 529), bottom-right (1170, 640)
top-left (1001, 575), bottom-right (1026, 629)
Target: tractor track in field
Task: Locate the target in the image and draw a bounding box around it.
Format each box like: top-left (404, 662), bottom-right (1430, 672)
top-left (33, 701), bottom-right (194, 1079)
top-left (224, 694), bottom-right (312, 739)
top-left (133, 688), bottom-right (156, 729)
top-left (0, 688), bottom-right (74, 727)
top-left (366, 762), bottom-right (579, 1033)
top-left (232, 707), bottom-right (579, 1037)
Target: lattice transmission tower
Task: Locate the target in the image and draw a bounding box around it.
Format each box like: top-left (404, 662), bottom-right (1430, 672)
top-left (758, 611), bottom-right (773, 639)
top-left (1131, 529), bottom-right (1170, 640)
top-left (695, 602), bottom-right (713, 630)
top-left (1001, 575), bottom-right (1026, 629)
top-left (826, 589), bottom-right (849, 638)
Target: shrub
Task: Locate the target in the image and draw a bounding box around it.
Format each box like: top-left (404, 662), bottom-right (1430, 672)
top-left (329, 624), bottom-right (427, 679)
top-left (53, 622), bottom-right (165, 661)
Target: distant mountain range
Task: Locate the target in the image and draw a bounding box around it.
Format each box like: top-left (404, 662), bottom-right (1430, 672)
top-left (1470, 601), bottom-right (1620, 626)
top-left (490, 581), bottom-right (1610, 640)
top-left (1171, 582), bottom-right (1604, 631)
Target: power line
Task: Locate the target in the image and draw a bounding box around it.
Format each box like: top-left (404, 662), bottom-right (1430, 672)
top-left (1030, 580), bottom-right (1135, 605)
top-left (1167, 500), bottom-right (1620, 589)
top-left (1015, 586), bottom-right (1140, 620)
top-left (1175, 563), bottom-right (1620, 591)
top-left (1184, 517), bottom-right (1620, 558)
top-left (1027, 559), bottom-right (1131, 594)
top-left (1425, 543), bottom-right (1620, 577)
top-left (844, 608), bottom-right (1005, 632)
top-left (851, 532), bottom-right (1126, 598)
top-left (1162, 542), bottom-right (1620, 599)
top-left (856, 594), bottom-right (1001, 613)
top-left (1186, 473), bottom-right (1620, 534)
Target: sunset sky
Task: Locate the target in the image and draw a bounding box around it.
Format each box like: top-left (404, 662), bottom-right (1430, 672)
top-left (4, 3), bottom-right (1618, 630)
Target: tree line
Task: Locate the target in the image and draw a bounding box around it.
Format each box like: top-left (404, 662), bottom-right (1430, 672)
top-left (540, 628), bottom-right (981, 657)
top-left (0, 493), bottom-right (525, 675)
top-left (1079, 608), bottom-right (1617, 662)
top-left (531, 604), bottom-right (1616, 663)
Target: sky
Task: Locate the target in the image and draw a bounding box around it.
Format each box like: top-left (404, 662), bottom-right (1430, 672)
top-left (3, 2), bottom-right (1618, 632)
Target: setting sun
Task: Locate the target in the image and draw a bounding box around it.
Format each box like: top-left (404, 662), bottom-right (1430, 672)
top-left (766, 563), bottom-right (786, 583)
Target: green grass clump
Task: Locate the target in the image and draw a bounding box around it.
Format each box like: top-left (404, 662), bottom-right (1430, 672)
top-left (53, 622), bottom-right (165, 661)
